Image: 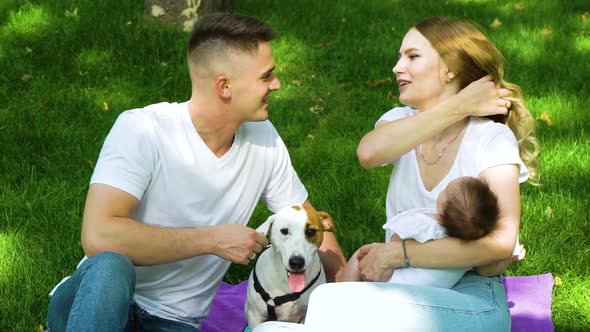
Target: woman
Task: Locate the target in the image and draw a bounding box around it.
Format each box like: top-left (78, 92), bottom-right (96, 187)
top-left (353, 16), bottom-right (539, 330)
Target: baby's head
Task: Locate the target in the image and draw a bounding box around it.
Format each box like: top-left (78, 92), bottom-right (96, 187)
top-left (437, 176), bottom-right (500, 241)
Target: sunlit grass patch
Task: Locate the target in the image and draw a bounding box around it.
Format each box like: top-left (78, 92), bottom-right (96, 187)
top-left (1, 3), bottom-right (52, 38)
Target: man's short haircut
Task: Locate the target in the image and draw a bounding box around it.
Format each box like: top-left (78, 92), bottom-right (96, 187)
top-left (187, 13), bottom-right (276, 65)
top-left (442, 177), bottom-right (500, 241)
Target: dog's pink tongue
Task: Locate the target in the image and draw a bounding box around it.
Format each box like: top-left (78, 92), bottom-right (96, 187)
top-left (288, 272), bottom-right (307, 292)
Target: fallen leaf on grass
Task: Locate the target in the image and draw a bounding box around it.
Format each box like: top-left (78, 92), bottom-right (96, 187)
top-left (291, 80), bottom-right (302, 87)
top-left (151, 5), bottom-right (166, 17)
top-left (513, 4), bottom-right (525, 11)
top-left (87, 160), bottom-right (95, 169)
top-left (554, 276), bottom-right (562, 286)
top-left (540, 28), bottom-right (552, 37)
top-left (22, 74), bottom-right (31, 82)
top-left (103, 101), bottom-right (109, 112)
top-left (309, 105), bottom-right (323, 114)
top-left (25, 46), bottom-right (32, 55)
top-left (307, 134), bottom-right (314, 139)
top-left (181, 7), bottom-right (197, 18)
top-left (545, 206), bottom-right (553, 218)
top-left (184, 18), bottom-right (197, 32)
top-left (65, 7), bottom-right (78, 17)
top-left (538, 111), bottom-right (553, 126)
top-left (490, 18), bottom-right (502, 29)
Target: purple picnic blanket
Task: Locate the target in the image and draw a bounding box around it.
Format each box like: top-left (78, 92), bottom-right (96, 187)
top-left (504, 273), bottom-right (555, 332)
top-left (201, 273), bottom-right (555, 332)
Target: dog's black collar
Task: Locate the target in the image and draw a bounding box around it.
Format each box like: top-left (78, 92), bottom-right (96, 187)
top-left (252, 247), bottom-right (322, 322)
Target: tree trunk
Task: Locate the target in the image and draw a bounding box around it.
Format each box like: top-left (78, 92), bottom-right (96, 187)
top-left (145, 0), bottom-right (232, 31)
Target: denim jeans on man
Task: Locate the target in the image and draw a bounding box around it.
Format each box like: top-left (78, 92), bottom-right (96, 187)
top-left (46, 252), bottom-right (198, 332)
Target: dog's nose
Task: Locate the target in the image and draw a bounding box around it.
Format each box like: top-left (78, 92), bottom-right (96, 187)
top-left (289, 256), bottom-right (305, 271)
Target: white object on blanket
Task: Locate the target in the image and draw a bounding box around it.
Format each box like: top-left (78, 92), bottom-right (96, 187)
top-left (253, 321), bottom-right (311, 331)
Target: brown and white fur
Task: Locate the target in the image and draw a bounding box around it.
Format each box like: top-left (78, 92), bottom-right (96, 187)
top-left (245, 205), bottom-right (334, 329)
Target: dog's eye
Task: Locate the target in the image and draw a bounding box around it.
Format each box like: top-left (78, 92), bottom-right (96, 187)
top-left (305, 229), bottom-right (317, 237)
top-left (280, 228), bottom-right (289, 235)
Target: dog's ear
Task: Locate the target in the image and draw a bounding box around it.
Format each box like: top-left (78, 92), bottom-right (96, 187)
top-left (317, 211), bottom-right (334, 232)
top-left (255, 214), bottom-right (275, 237)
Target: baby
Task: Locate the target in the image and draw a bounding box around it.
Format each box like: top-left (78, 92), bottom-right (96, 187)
top-left (342, 176), bottom-right (501, 288)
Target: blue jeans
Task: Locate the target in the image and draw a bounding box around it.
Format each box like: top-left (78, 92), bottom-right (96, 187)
top-left (416, 271), bottom-right (511, 331)
top-left (47, 252), bottom-right (198, 332)
top-left (305, 271), bottom-right (510, 331)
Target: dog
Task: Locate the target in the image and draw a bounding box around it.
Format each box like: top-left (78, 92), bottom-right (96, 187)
top-left (244, 205), bottom-right (334, 329)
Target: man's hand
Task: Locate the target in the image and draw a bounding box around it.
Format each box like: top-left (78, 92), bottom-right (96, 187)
top-left (210, 224), bottom-right (268, 265)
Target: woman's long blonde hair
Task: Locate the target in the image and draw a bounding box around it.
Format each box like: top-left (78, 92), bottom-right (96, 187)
top-left (415, 16), bottom-right (540, 185)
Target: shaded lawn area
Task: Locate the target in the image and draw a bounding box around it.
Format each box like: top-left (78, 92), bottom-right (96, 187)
top-left (1, 0), bottom-right (589, 330)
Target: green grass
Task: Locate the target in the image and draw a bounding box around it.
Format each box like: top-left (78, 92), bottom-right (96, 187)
top-left (1, 0), bottom-right (588, 330)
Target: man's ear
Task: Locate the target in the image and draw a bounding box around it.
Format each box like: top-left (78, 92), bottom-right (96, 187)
top-left (215, 75), bottom-right (231, 99)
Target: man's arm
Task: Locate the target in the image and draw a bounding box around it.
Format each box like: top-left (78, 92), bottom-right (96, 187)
top-left (81, 183), bottom-right (268, 266)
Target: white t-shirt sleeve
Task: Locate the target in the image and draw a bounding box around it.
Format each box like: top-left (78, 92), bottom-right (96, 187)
top-left (261, 124), bottom-right (308, 213)
top-left (476, 123), bottom-right (529, 183)
top-left (90, 111), bottom-right (158, 200)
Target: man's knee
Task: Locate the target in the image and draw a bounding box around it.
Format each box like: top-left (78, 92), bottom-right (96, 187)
top-left (47, 252), bottom-right (135, 331)
top-left (86, 251), bottom-right (136, 288)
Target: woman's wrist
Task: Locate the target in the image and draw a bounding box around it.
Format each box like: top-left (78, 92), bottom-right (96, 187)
top-left (401, 239), bottom-right (411, 268)
top-left (384, 240), bottom-right (406, 269)
top-left (438, 94), bottom-right (471, 119)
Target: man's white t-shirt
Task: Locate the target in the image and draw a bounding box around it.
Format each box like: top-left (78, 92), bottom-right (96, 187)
top-left (52, 101), bottom-right (308, 328)
top-left (377, 107), bottom-right (529, 221)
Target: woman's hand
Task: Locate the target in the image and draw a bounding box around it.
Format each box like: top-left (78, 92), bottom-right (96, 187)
top-left (454, 75), bottom-right (513, 117)
top-left (475, 244), bottom-right (526, 276)
top-left (357, 242), bottom-right (397, 282)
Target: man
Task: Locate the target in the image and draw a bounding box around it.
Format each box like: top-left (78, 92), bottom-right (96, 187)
top-left (47, 13), bottom-right (345, 331)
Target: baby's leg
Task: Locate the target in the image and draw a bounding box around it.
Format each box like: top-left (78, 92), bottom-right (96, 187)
top-left (340, 249), bottom-right (363, 281)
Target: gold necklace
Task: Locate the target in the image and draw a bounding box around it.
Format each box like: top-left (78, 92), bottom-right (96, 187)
top-left (419, 123), bottom-right (466, 165)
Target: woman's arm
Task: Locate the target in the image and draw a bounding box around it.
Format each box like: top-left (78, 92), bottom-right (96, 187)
top-left (357, 76), bottom-right (512, 169)
top-left (476, 244), bottom-right (526, 276)
top-left (357, 164), bottom-right (521, 281)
